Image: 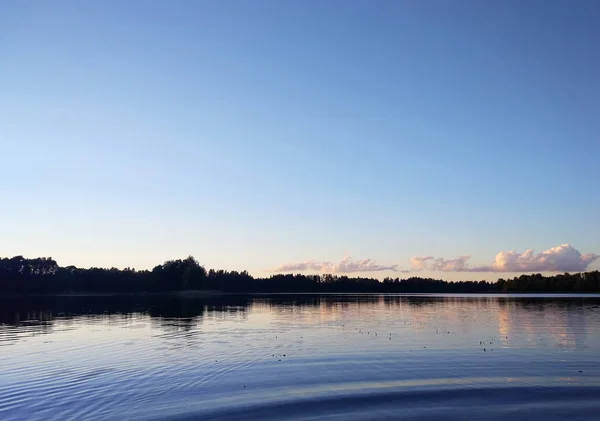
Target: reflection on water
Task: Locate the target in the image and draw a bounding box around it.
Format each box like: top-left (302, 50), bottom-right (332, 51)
top-left (1, 294), bottom-right (599, 421)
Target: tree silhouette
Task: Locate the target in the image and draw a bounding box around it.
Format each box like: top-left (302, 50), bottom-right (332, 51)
top-left (0, 255), bottom-right (598, 295)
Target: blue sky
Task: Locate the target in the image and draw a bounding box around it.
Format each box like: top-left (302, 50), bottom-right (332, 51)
top-left (1, 1), bottom-right (599, 280)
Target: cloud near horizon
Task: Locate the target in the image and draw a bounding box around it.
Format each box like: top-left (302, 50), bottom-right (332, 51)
top-left (410, 244), bottom-right (598, 273)
top-left (270, 256), bottom-right (399, 273)
top-left (270, 245), bottom-right (598, 275)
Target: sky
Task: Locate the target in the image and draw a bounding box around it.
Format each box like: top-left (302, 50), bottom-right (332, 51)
top-left (1, 0), bottom-right (599, 281)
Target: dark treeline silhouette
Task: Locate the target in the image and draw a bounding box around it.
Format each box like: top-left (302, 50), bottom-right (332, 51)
top-left (497, 271), bottom-right (600, 293)
top-left (0, 255), bottom-right (599, 295)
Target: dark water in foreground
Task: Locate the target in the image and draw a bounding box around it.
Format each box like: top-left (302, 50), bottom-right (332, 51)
top-left (1, 294), bottom-right (600, 421)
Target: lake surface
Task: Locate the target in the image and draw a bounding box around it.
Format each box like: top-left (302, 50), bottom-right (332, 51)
top-left (1, 294), bottom-right (600, 421)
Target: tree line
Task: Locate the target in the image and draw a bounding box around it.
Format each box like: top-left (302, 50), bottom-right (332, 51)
top-left (0, 255), bottom-right (598, 295)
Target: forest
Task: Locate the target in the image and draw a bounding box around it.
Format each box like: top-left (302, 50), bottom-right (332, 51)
top-left (0, 255), bottom-right (599, 295)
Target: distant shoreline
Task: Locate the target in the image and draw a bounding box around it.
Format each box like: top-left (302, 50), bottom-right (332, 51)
top-left (0, 290), bottom-right (226, 298)
top-left (2, 290), bottom-right (600, 298)
top-left (2, 256), bottom-right (599, 295)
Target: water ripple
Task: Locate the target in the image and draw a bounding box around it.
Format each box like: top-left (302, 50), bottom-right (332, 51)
top-left (0, 294), bottom-right (599, 420)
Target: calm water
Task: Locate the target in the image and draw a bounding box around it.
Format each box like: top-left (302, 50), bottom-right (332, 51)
top-left (1, 294), bottom-right (600, 421)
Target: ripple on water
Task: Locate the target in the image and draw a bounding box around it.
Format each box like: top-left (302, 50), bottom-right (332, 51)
top-left (0, 294), bottom-right (599, 421)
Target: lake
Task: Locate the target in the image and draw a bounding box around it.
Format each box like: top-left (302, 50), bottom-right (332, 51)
top-left (1, 294), bottom-right (600, 421)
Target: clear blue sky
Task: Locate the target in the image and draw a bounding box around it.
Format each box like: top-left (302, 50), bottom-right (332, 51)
top-left (1, 1), bottom-right (599, 280)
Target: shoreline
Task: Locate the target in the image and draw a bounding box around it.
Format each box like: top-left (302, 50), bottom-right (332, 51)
top-left (0, 290), bottom-right (227, 298)
top-left (1, 291), bottom-right (600, 298)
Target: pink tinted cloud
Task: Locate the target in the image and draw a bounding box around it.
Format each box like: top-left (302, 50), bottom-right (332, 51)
top-left (270, 244), bottom-right (597, 275)
top-left (410, 244), bottom-right (598, 273)
top-left (271, 256), bottom-right (399, 273)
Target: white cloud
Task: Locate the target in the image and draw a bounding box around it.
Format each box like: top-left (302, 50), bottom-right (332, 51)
top-left (410, 244), bottom-right (598, 273)
top-left (270, 245), bottom-right (598, 275)
top-left (409, 256), bottom-right (433, 271)
top-left (410, 255), bottom-right (472, 271)
top-left (271, 256), bottom-right (399, 273)
top-left (488, 244), bottom-right (598, 272)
